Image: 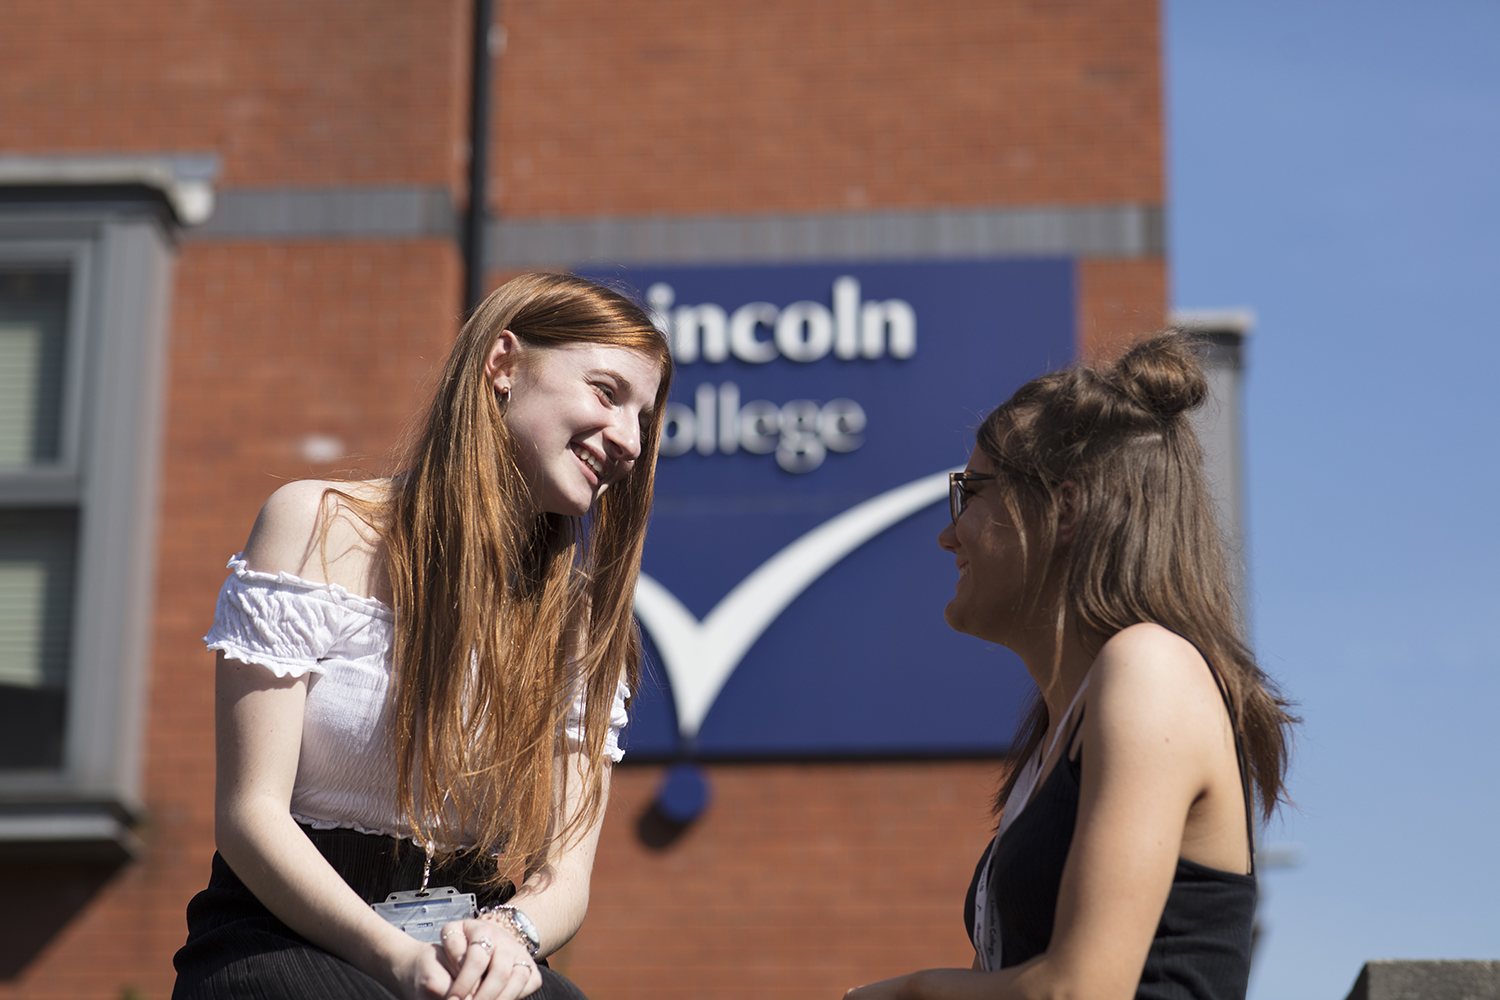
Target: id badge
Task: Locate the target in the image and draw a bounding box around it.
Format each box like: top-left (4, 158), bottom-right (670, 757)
top-left (372, 886), bottom-right (477, 943)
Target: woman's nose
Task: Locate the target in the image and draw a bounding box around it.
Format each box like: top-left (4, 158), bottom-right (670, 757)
top-left (604, 411), bottom-right (642, 462)
top-left (937, 520), bottom-right (958, 553)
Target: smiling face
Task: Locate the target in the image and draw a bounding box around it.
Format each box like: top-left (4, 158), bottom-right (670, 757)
top-left (487, 334), bottom-right (663, 517)
top-left (937, 448), bottom-right (1034, 645)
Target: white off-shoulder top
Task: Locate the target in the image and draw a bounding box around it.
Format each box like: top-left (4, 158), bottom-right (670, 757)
top-left (203, 555), bottom-right (630, 847)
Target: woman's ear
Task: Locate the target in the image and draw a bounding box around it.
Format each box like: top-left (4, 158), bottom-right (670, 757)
top-left (483, 330), bottom-right (522, 392)
top-left (1056, 481), bottom-right (1082, 547)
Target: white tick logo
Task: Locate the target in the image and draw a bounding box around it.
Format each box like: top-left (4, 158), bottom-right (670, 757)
top-left (633, 468), bottom-right (959, 741)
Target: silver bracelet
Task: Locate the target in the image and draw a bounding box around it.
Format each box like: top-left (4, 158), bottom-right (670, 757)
top-left (478, 903), bottom-right (541, 957)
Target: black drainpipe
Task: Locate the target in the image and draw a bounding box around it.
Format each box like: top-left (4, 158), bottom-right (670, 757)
top-left (464, 0), bottom-right (496, 315)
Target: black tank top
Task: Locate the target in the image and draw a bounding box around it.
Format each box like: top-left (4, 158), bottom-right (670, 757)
top-left (963, 659), bottom-right (1257, 1000)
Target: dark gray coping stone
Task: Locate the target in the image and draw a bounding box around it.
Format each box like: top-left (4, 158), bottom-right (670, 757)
top-left (1345, 960), bottom-right (1500, 1000)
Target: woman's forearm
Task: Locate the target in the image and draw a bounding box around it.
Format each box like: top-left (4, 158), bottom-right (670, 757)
top-left (216, 796), bottom-right (429, 989)
top-left (214, 657), bottom-right (445, 998)
top-left (503, 853), bottom-right (594, 957)
top-left (848, 959), bottom-right (1079, 1000)
top-left (492, 752), bottom-right (611, 956)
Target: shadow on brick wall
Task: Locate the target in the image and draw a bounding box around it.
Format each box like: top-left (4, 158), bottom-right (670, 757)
top-left (0, 850), bottom-right (129, 980)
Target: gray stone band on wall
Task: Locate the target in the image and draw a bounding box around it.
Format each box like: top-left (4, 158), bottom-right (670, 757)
top-left (184, 187), bottom-right (1163, 263)
top-left (488, 203), bottom-right (1164, 266)
top-left (188, 186), bottom-right (459, 241)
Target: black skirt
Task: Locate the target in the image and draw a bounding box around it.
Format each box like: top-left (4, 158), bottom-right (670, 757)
top-left (172, 825), bottom-right (589, 1000)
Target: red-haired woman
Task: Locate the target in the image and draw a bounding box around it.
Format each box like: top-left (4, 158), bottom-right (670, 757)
top-left (846, 334), bottom-right (1295, 1000)
top-left (173, 274), bottom-right (672, 1000)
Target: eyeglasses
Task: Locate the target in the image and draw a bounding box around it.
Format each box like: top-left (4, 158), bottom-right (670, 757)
top-left (949, 471), bottom-right (997, 524)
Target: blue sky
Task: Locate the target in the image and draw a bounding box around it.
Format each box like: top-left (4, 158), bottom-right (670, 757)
top-left (1166, 2), bottom-right (1500, 997)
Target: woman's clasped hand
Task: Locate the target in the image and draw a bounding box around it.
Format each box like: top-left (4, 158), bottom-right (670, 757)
top-left (430, 919), bottom-right (541, 1000)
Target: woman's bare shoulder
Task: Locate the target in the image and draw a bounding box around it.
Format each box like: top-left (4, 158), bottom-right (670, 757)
top-left (241, 479), bottom-right (390, 587)
top-left (1095, 622), bottom-right (1202, 670)
top-left (1088, 623), bottom-right (1229, 748)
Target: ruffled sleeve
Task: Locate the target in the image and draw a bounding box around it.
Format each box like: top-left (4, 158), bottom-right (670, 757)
top-left (562, 671), bottom-right (632, 764)
top-left (203, 554), bottom-right (384, 678)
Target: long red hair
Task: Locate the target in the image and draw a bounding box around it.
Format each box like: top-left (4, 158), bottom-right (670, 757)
top-left (380, 273), bottom-right (671, 869)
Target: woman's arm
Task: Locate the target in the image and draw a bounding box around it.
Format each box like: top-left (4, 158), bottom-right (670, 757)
top-left (215, 655), bottom-right (456, 999)
top-left (442, 749), bottom-right (612, 1000)
top-left (216, 483), bottom-right (457, 999)
top-left (845, 625), bottom-right (1239, 1000)
top-left (444, 613), bottom-right (621, 995)
top-left (509, 748), bottom-right (612, 953)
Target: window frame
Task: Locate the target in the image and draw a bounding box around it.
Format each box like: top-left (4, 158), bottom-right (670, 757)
top-left (0, 197), bottom-right (175, 856)
top-left (0, 237), bottom-right (93, 501)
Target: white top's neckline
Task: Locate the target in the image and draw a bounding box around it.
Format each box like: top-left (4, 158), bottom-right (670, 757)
top-left (225, 553), bottom-right (393, 619)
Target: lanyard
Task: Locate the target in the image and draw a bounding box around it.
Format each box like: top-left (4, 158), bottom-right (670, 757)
top-left (971, 674), bottom-right (1091, 971)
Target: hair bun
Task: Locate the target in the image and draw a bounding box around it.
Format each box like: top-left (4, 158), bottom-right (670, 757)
top-left (1110, 332), bottom-right (1209, 419)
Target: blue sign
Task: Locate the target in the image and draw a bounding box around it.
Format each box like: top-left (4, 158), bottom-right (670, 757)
top-left (578, 259), bottom-right (1075, 758)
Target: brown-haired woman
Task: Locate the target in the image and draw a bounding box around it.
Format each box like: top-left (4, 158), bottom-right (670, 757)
top-left (846, 333), bottom-right (1296, 1000)
top-left (173, 273), bottom-right (672, 1000)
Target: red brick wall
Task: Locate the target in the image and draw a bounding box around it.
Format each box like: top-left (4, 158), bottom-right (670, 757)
top-left (1079, 258), bottom-right (1170, 359)
top-left (495, 0), bottom-right (1162, 216)
top-left (489, 0), bottom-right (1166, 357)
top-left (0, 0), bottom-right (469, 191)
top-left (555, 762), bottom-right (1007, 1000)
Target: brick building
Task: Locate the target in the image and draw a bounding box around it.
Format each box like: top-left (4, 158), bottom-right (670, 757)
top-left (0, 2), bottom-right (1165, 997)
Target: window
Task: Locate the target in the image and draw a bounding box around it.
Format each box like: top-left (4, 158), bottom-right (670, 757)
top-left (1, 268), bottom-right (78, 771)
top-left (0, 169), bottom-right (187, 858)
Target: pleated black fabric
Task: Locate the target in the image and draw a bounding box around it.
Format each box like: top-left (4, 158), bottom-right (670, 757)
top-left (173, 825), bottom-right (590, 1000)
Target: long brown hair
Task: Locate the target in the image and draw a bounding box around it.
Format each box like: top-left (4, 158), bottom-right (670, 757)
top-left (380, 272), bottom-right (671, 868)
top-left (983, 332), bottom-right (1295, 820)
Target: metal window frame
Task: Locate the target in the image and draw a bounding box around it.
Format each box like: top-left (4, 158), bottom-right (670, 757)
top-left (0, 201), bottom-right (175, 859)
top-left (0, 238), bottom-right (93, 501)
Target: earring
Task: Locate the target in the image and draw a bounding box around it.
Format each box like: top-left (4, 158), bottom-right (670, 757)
top-left (497, 385), bottom-right (511, 410)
